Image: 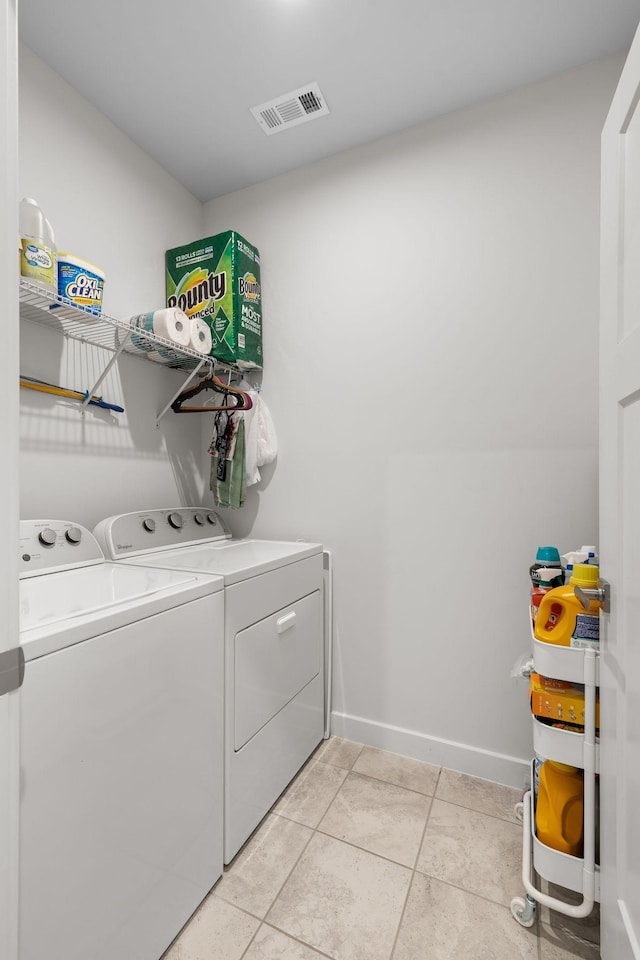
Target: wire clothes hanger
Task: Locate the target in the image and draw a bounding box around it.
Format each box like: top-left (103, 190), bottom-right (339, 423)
top-left (170, 373), bottom-right (253, 413)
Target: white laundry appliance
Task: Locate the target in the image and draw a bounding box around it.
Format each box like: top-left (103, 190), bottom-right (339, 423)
top-left (18, 519), bottom-right (225, 960)
top-left (94, 507), bottom-right (324, 863)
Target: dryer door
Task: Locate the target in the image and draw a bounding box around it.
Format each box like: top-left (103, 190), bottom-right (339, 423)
top-left (234, 590), bottom-right (321, 751)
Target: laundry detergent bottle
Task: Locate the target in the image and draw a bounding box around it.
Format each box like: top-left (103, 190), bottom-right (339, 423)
top-left (534, 563), bottom-right (602, 649)
top-left (536, 761), bottom-right (584, 856)
top-left (19, 197), bottom-right (56, 292)
top-left (531, 568), bottom-right (565, 630)
top-left (529, 546), bottom-right (563, 629)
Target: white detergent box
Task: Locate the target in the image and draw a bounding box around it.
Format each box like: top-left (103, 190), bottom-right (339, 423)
top-left (57, 253), bottom-right (105, 315)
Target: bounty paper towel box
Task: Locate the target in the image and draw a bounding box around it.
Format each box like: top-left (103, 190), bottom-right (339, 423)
top-left (166, 232), bottom-right (262, 369)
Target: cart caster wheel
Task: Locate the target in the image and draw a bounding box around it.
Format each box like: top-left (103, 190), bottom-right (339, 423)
top-left (514, 801), bottom-right (524, 823)
top-left (511, 896), bottom-right (536, 927)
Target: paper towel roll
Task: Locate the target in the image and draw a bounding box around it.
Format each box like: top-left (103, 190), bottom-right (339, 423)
top-left (129, 308), bottom-right (191, 353)
top-left (147, 347), bottom-right (185, 365)
top-left (146, 350), bottom-right (168, 364)
top-left (189, 316), bottom-right (213, 355)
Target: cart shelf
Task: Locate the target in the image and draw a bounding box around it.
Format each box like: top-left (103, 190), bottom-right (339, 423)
top-left (532, 716), bottom-right (600, 773)
top-left (529, 788), bottom-right (600, 900)
top-left (532, 637), bottom-right (599, 686)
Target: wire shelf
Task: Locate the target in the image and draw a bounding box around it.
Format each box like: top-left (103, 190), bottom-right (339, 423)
top-left (19, 279), bottom-right (214, 373)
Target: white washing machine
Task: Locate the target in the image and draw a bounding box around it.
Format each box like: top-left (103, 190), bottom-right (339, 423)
top-left (94, 507), bottom-right (324, 863)
top-left (19, 520), bottom-right (225, 960)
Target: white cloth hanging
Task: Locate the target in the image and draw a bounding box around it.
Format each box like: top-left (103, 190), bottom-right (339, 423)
top-left (243, 393), bottom-right (260, 486)
top-left (239, 383), bottom-right (278, 487)
top-left (255, 393), bottom-right (277, 466)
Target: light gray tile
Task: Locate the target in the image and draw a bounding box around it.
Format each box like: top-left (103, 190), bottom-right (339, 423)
top-left (215, 814), bottom-right (312, 918)
top-left (319, 771), bottom-right (431, 867)
top-left (274, 760), bottom-right (348, 828)
top-left (416, 798), bottom-right (522, 906)
top-left (393, 873), bottom-right (537, 960)
top-left (352, 745), bottom-right (440, 796)
top-left (539, 882), bottom-right (600, 947)
top-left (162, 895), bottom-right (259, 960)
top-left (436, 767), bottom-right (523, 822)
top-left (539, 924), bottom-right (601, 960)
top-left (245, 924), bottom-right (328, 959)
top-left (314, 737), bottom-right (364, 770)
top-left (267, 832), bottom-right (411, 960)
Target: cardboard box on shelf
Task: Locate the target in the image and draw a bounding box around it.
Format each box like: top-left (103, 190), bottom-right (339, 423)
top-left (166, 231), bottom-right (262, 369)
top-left (530, 672), bottom-right (600, 730)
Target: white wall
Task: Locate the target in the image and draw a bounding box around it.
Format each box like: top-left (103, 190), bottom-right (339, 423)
top-left (18, 45), bottom-right (207, 528)
top-left (16, 43), bottom-right (622, 786)
top-left (204, 55), bottom-right (623, 786)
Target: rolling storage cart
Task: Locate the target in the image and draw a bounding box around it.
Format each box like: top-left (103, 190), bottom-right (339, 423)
top-left (511, 619), bottom-right (600, 928)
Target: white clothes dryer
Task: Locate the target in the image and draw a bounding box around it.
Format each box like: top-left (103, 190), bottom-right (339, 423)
top-left (19, 520), bottom-right (225, 960)
top-left (94, 507), bottom-right (324, 863)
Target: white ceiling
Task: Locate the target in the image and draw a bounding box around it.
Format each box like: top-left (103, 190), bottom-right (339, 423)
top-left (19, 0), bottom-right (640, 202)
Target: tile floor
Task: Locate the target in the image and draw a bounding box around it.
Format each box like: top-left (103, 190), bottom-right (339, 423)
top-left (162, 738), bottom-right (601, 960)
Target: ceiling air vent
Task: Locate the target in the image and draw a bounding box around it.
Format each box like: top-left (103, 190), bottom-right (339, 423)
top-left (250, 82), bottom-right (329, 136)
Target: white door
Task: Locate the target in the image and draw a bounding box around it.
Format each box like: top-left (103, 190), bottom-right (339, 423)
top-left (600, 22), bottom-right (640, 960)
top-left (0, 1), bottom-right (20, 957)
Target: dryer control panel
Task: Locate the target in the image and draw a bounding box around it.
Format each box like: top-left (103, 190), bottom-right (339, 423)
top-left (93, 508), bottom-right (231, 559)
top-left (19, 521), bottom-right (104, 578)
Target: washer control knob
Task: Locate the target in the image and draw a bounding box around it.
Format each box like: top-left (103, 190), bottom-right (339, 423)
top-left (38, 528), bottom-right (57, 546)
top-left (194, 513), bottom-right (205, 525)
top-left (168, 512), bottom-right (183, 530)
top-left (65, 526), bottom-right (82, 545)
top-left (143, 518), bottom-right (156, 533)
top-left (206, 513), bottom-right (217, 525)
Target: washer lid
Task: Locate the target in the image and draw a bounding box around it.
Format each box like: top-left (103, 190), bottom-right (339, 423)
top-left (20, 562), bottom-right (224, 661)
top-left (122, 538), bottom-right (323, 584)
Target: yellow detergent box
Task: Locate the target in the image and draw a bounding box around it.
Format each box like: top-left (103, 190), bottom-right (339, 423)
top-left (165, 231), bottom-right (262, 369)
top-left (530, 673), bottom-right (600, 729)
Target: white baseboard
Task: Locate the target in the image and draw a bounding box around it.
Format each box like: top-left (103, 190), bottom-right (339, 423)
top-left (330, 711), bottom-right (530, 790)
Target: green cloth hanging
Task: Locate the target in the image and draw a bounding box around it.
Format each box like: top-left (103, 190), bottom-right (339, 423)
top-left (210, 416), bottom-right (246, 509)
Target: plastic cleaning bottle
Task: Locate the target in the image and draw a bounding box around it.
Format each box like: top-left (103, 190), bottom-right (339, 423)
top-left (533, 754), bottom-right (546, 803)
top-left (19, 197), bottom-right (56, 291)
top-left (562, 546), bottom-right (599, 584)
top-left (581, 545), bottom-right (599, 566)
top-left (530, 546), bottom-right (563, 586)
top-left (534, 563), bottom-right (603, 649)
top-left (531, 567), bottom-right (565, 629)
top-left (562, 552), bottom-right (582, 585)
top-left (529, 547), bottom-right (563, 629)
top-left (536, 761), bottom-right (584, 856)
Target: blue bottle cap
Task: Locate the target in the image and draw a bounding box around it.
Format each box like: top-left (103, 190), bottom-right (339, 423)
top-left (536, 546), bottom-right (561, 564)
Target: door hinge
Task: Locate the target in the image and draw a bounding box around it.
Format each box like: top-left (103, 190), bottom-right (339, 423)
top-left (0, 646), bottom-right (25, 696)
